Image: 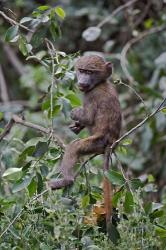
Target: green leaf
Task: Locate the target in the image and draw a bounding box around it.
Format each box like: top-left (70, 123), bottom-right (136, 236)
top-left (148, 174), bottom-right (155, 183)
top-left (81, 195), bottom-right (90, 208)
top-left (49, 21), bottom-right (61, 41)
top-left (105, 170), bottom-right (125, 186)
top-left (19, 35), bottom-right (28, 56)
top-left (2, 168), bottom-right (22, 180)
top-left (33, 141), bottom-right (48, 158)
top-left (38, 5), bottom-right (50, 11)
top-left (31, 28), bottom-right (47, 48)
top-left (121, 138), bottom-right (132, 146)
top-left (12, 175), bottom-right (33, 193)
top-left (22, 161), bottom-right (32, 172)
top-left (5, 25), bottom-right (19, 42)
top-left (42, 99), bottom-right (50, 111)
top-left (150, 210), bottom-right (164, 220)
top-left (66, 92), bottom-right (81, 107)
top-left (130, 178), bottom-right (143, 190)
top-left (55, 6), bottom-right (66, 19)
top-left (117, 146), bottom-right (128, 155)
top-left (144, 18), bottom-right (153, 29)
top-left (155, 226), bottom-right (166, 238)
top-left (20, 17), bottom-right (33, 24)
top-left (48, 104), bottom-right (61, 118)
top-left (161, 107), bottom-right (166, 114)
top-left (0, 112), bottom-right (3, 120)
top-left (37, 172), bottom-right (43, 193)
top-left (28, 178), bottom-right (37, 197)
top-left (124, 191), bottom-right (134, 213)
top-left (18, 146), bottom-right (35, 163)
top-left (112, 189), bottom-right (123, 207)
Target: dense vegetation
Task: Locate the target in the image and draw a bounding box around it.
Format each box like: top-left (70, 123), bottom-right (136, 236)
top-left (0, 0), bottom-right (166, 249)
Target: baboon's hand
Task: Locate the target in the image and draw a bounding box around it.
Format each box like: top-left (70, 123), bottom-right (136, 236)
top-left (70, 107), bottom-right (83, 121)
top-left (69, 121), bottom-right (84, 134)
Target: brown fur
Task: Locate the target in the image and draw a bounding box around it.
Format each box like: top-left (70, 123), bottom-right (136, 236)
top-left (49, 55), bottom-right (122, 189)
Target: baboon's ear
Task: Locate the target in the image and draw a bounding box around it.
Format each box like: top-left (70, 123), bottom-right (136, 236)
top-left (105, 62), bottom-right (112, 76)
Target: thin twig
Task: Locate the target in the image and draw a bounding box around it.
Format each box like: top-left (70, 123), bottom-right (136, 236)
top-left (110, 97), bottom-right (166, 150)
top-left (97, 0), bottom-right (139, 28)
top-left (120, 24), bottom-right (166, 83)
top-left (0, 11), bottom-right (33, 33)
top-left (114, 79), bottom-right (148, 115)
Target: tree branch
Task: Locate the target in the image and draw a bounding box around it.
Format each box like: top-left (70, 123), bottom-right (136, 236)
top-left (1, 40), bottom-right (25, 76)
top-left (97, 0), bottom-right (139, 28)
top-left (120, 24), bottom-right (166, 83)
top-left (0, 114), bottom-right (66, 149)
top-left (78, 97), bottom-right (166, 174)
top-left (0, 11), bottom-right (33, 33)
top-left (110, 97), bottom-right (166, 150)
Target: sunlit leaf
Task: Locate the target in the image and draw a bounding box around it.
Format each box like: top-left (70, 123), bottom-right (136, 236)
top-left (37, 5), bottom-right (50, 11)
top-left (81, 194), bottom-right (90, 208)
top-left (121, 138), bottom-right (132, 146)
top-left (161, 107), bottom-right (166, 114)
top-left (155, 226), bottom-right (166, 238)
top-left (55, 6), bottom-right (66, 19)
top-left (0, 112), bottom-right (3, 120)
top-left (2, 167), bottom-right (22, 179)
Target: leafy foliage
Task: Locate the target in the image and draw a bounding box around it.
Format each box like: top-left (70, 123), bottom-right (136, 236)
top-left (0, 0), bottom-right (166, 249)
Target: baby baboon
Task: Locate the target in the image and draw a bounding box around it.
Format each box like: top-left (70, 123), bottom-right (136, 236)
top-left (49, 55), bottom-right (122, 189)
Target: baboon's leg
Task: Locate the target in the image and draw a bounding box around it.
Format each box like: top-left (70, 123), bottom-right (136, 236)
top-left (49, 135), bottom-right (106, 190)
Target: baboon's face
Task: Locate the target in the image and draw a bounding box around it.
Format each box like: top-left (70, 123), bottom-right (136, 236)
top-left (75, 55), bottom-right (112, 92)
